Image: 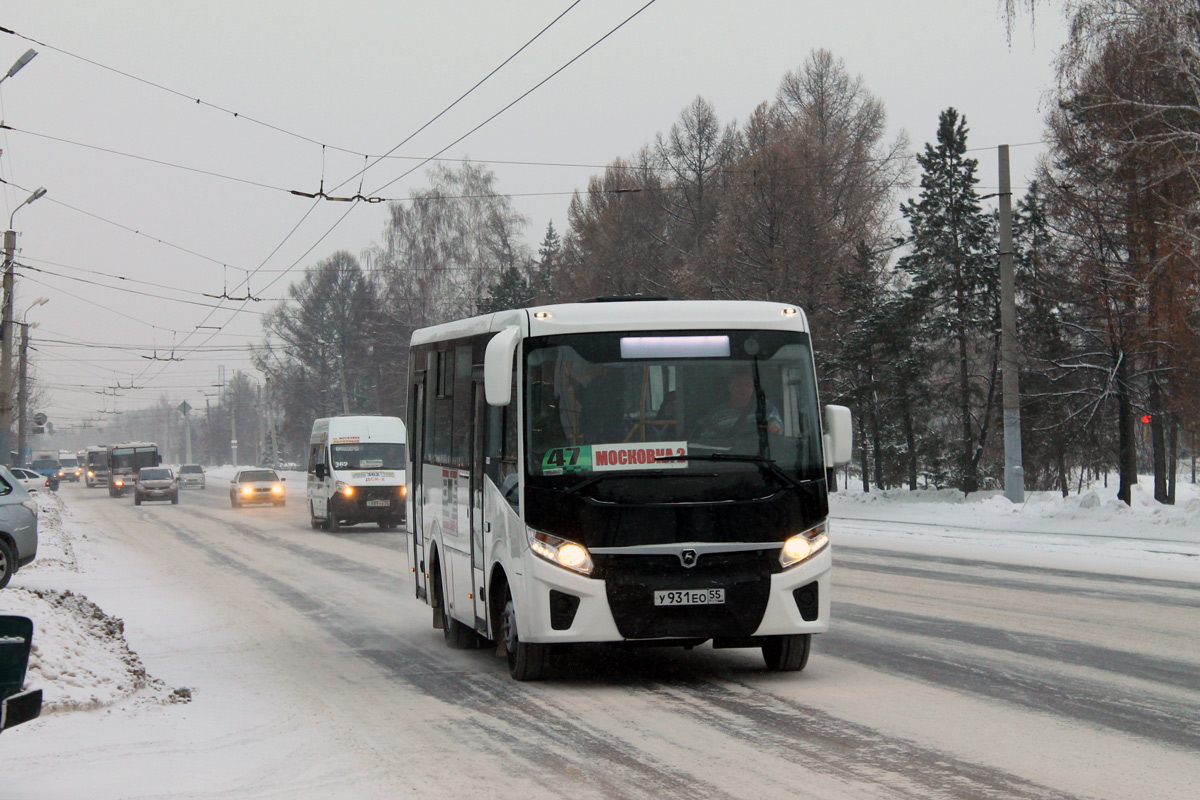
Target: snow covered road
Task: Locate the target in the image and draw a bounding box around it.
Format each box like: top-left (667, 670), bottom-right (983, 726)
top-left (1, 479), bottom-right (1197, 799)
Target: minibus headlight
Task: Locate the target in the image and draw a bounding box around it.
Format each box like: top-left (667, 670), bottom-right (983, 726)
top-left (399, 485), bottom-right (407, 498)
top-left (780, 522), bottom-right (829, 569)
top-left (528, 528), bottom-right (594, 576)
top-left (336, 481), bottom-right (355, 497)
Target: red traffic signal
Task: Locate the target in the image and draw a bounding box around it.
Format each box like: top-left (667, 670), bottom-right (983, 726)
top-left (1141, 414), bottom-right (1153, 424)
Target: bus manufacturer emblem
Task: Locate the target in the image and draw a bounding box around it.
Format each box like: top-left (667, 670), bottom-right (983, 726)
top-left (680, 549), bottom-right (698, 568)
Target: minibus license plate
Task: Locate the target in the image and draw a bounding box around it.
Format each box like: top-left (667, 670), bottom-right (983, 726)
top-left (654, 589), bottom-right (725, 606)
top-left (366, 499), bottom-right (391, 507)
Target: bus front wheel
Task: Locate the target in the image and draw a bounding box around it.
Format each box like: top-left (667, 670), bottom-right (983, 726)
top-left (761, 633), bottom-right (811, 672)
top-left (501, 589), bottom-right (548, 681)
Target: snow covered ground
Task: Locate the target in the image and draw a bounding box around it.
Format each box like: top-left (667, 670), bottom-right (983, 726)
top-left (0, 470), bottom-right (1196, 798)
top-left (5, 471), bottom-right (1195, 726)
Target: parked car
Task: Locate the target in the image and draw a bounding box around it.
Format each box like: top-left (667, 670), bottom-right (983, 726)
top-left (9, 468), bottom-right (48, 494)
top-left (0, 614), bottom-right (42, 733)
top-left (230, 469), bottom-right (286, 508)
top-left (134, 467), bottom-right (179, 506)
top-left (178, 464), bottom-right (206, 489)
top-left (0, 466), bottom-right (39, 590)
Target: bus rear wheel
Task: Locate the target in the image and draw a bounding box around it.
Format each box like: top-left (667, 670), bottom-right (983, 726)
top-left (761, 633), bottom-right (811, 672)
top-left (501, 589), bottom-right (549, 681)
top-left (438, 566), bottom-right (480, 649)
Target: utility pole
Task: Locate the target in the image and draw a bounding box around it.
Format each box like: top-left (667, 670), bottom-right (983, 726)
top-left (15, 322), bottom-right (28, 466)
top-left (231, 404), bottom-right (238, 467)
top-left (999, 145), bottom-right (1025, 503)
top-left (1, 230), bottom-right (16, 465)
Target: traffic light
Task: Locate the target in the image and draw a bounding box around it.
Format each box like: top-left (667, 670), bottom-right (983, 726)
top-left (1141, 414), bottom-right (1153, 424)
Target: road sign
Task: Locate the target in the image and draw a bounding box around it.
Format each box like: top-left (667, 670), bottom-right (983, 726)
top-left (32, 412), bottom-right (47, 426)
top-left (178, 401), bottom-right (192, 416)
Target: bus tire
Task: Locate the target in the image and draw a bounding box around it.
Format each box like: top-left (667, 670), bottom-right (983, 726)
top-left (328, 511), bottom-right (340, 532)
top-left (501, 589), bottom-right (548, 681)
top-left (761, 633), bottom-right (811, 672)
top-left (439, 569), bottom-right (479, 650)
top-left (309, 503), bottom-right (322, 530)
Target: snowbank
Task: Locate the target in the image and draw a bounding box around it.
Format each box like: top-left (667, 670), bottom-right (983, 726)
top-left (1, 490), bottom-right (190, 713)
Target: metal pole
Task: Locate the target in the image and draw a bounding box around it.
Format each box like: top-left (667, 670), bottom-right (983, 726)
top-left (1, 230), bottom-right (15, 465)
top-left (999, 145), bottom-right (1025, 503)
top-left (16, 322), bottom-right (28, 467)
top-left (184, 410), bottom-right (192, 464)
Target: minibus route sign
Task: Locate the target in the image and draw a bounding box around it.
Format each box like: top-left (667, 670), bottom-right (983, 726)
top-left (540, 442), bottom-right (689, 475)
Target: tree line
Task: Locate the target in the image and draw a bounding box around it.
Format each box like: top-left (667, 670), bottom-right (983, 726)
top-left (100, 1), bottom-right (1199, 502)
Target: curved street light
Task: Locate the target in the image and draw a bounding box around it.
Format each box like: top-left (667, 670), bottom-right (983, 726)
top-left (0, 49), bottom-right (37, 86)
top-left (9, 187), bottom-right (47, 229)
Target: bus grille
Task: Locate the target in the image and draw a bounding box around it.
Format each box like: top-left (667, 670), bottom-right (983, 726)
top-left (597, 550), bottom-right (775, 639)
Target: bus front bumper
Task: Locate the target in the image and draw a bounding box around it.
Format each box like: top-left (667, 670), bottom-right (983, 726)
top-left (515, 544), bottom-right (831, 645)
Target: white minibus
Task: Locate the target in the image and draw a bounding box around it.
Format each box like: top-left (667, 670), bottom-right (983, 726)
top-left (307, 415), bottom-right (407, 532)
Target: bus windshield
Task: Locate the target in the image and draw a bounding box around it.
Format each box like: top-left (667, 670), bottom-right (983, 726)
top-left (524, 329), bottom-right (825, 495)
top-left (330, 443), bottom-right (406, 471)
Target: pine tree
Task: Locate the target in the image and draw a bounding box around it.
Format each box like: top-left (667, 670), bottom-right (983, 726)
top-left (477, 264), bottom-right (535, 314)
top-left (897, 108), bottom-right (999, 494)
top-left (534, 220), bottom-right (561, 302)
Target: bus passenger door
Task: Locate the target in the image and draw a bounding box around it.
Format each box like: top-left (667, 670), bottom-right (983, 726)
top-left (409, 373), bottom-right (428, 602)
top-left (469, 375), bottom-right (488, 633)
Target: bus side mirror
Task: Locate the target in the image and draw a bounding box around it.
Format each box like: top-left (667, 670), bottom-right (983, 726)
top-left (314, 464), bottom-right (327, 480)
top-left (823, 405), bottom-right (852, 466)
top-left (484, 326), bottom-right (522, 406)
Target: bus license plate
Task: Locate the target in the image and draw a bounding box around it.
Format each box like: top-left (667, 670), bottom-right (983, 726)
top-left (653, 589), bottom-right (725, 606)
top-left (365, 499), bottom-right (391, 507)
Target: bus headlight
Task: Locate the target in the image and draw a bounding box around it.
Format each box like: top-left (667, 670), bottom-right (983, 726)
top-left (780, 522), bottom-right (829, 569)
top-left (528, 528), bottom-right (594, 576)
top-left (398, 485), bottom-right (407, 498)
top-left (336, 481), bottom-right (355, 497)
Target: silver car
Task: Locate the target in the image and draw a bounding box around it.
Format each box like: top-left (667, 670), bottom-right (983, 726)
top-left (178, 464), bottom-right (206, 489)
top-left (230, 469), bottom-right (286, 507)
top-left (134, 467), bottom-right (179, 505)
top-left (0, 466), bottom-right (39, 589)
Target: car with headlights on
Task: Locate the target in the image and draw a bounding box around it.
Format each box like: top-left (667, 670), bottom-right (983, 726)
top-left (178, 464), bottom-right (206, 489)
top-left (134, 467), bottom-right (179, 506)
top-left (230, 469), bottom-right (285, 507)
top-left (0, 466), bottom-right (39, 590)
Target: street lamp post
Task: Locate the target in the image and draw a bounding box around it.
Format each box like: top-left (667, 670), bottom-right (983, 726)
top-left (1, 186), bottom-right (48, 464)
top-left (0, 49), bottom-right (37, 87)
top-left (16, 297), bottom-right (48, 467)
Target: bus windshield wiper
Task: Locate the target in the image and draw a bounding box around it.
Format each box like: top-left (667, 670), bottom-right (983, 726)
top-left (656, 453), bottom-right (809, 490)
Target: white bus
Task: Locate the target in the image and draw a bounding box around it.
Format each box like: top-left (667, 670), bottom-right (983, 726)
top-left (407, 300), bottom-right (851, 680)
top-left (307, 415), bottom-right (407, 532)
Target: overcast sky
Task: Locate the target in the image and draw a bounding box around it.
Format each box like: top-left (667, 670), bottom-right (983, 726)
top-left (0, 0), bottom-right (1066, 433)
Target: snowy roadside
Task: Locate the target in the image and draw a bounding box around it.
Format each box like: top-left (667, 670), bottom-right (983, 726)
top-left (830, 478), bottom-right (1200, 582)
top-left (0, 490), bottom-right (190, 715)
top-left (2, 474), bottom-right (1197, 727)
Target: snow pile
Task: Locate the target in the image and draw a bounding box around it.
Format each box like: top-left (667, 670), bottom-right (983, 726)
top-left (1, 489), bottom-right (190, 714)
top-left (834, 478), bottom-right (1200, 536)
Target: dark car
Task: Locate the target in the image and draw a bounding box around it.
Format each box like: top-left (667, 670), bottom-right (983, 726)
top-left (230, 469), bottom-right (285, 507)
top-left (134, 467), bottom-right (179, 505)
top-left (0, 615), bottom-right (42, 733)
